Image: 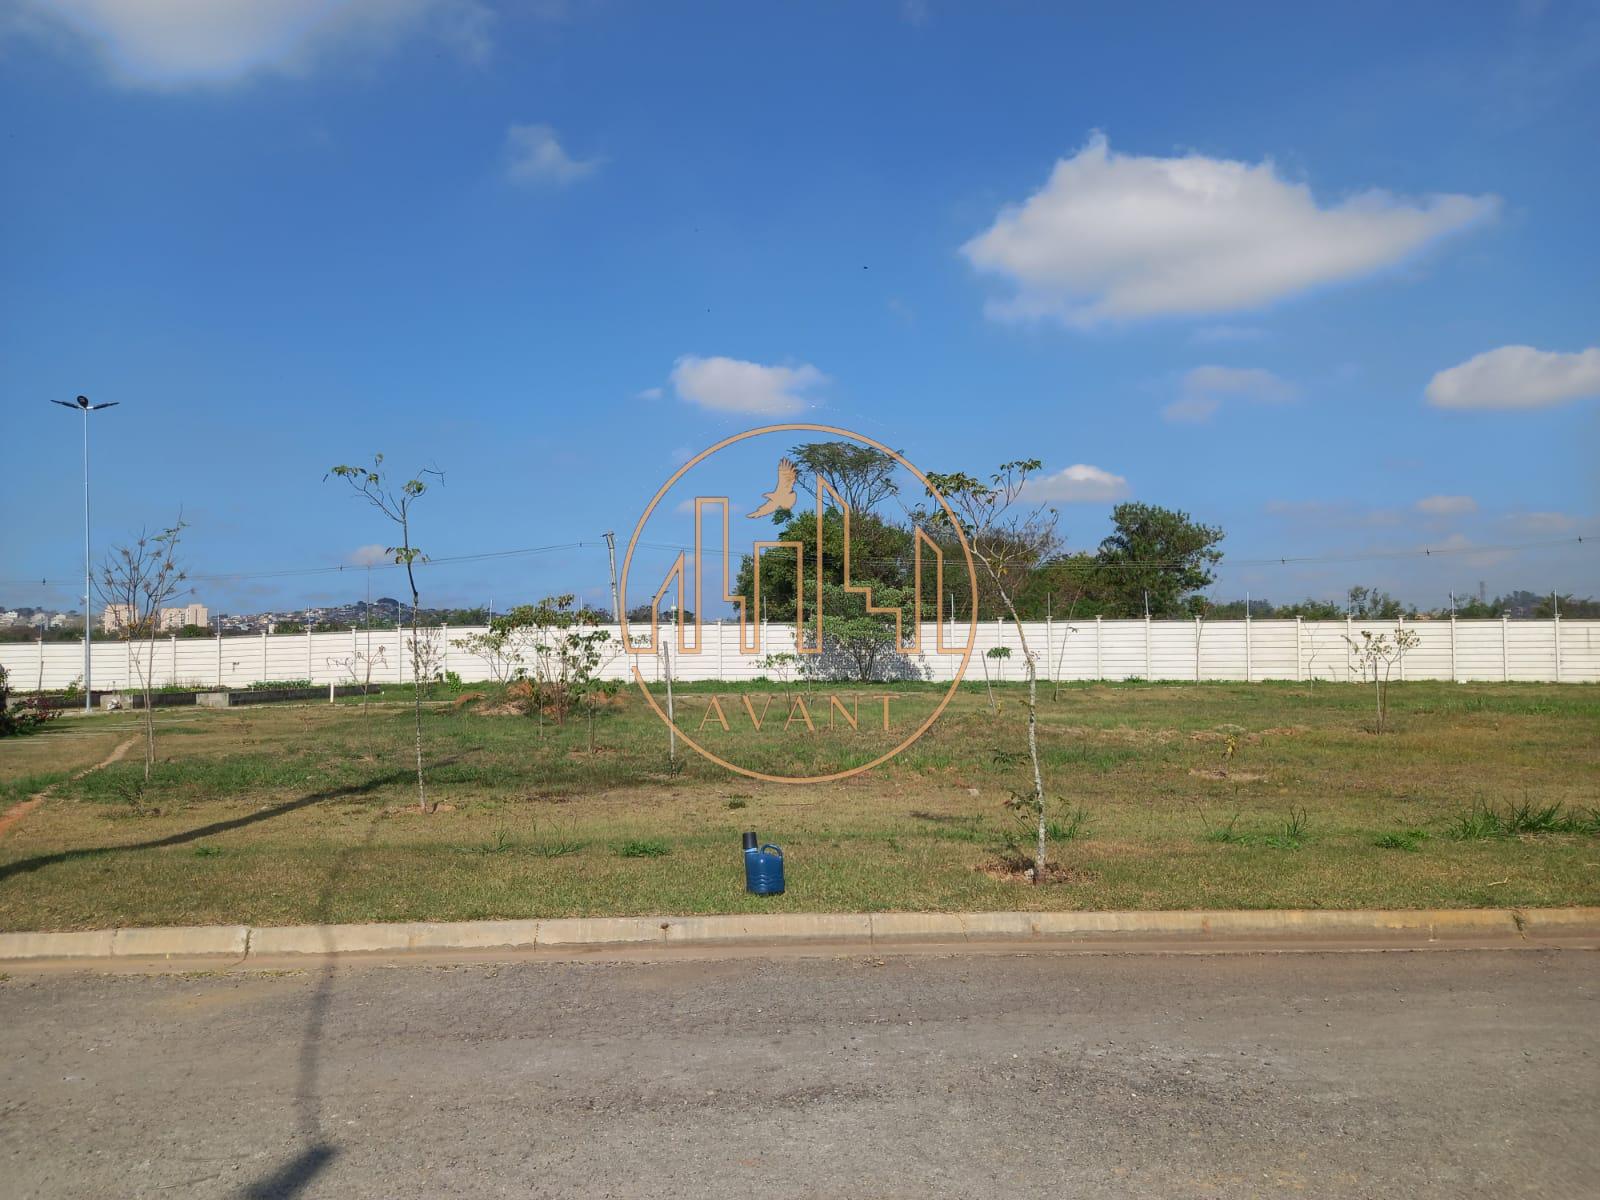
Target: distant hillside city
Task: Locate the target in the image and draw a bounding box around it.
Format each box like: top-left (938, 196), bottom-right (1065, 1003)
top-left (0, 598), bottom-right (492, 642)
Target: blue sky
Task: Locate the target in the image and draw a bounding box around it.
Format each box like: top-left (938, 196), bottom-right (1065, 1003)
top-left (3, 0), bottom-right (1597, 618)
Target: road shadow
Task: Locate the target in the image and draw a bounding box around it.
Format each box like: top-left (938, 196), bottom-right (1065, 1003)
top-left (235, 786), bottom-right (396, 1197)
top-left (239, 1144), bottom-right (340, 1200)
top-left (0, 758), bottom-right (459, 884)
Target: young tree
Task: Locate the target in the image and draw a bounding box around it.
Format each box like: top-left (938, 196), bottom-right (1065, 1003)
top-left (327, 455), bottom-right (441, 813)
top-left (922, 460), bottom-right (1063, 883)
top-left (325, 644), bottom-right (387, 736)
top-left (96, 520), bottom-right (187, 781)
top-left (1342, 627), bottom-right (1420, 734)
top-left (520, 595), bottom-right (613, 726)
top-left (452, 615), bottom-right (534, 687)
top-left (806, 581), bottom-right (918, 682)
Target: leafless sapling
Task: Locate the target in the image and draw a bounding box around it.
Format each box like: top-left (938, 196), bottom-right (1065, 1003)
top-left (922, 460), bottom-right (1064, 883)
top-left (96, 519), bottom-right (188, 781)
top-left (327, 455), bottom-right (441, 812)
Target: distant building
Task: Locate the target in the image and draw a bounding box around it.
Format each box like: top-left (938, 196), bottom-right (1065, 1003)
top-left (101, 602), bottom-right (209, 633)
top-left (101, 604), bottom-right (135, 632)
top-left (158, 603), bottom-right (209, 631)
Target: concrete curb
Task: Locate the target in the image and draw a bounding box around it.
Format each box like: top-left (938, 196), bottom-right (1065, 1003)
top-left (1, 907), bottom-right (1595, 964)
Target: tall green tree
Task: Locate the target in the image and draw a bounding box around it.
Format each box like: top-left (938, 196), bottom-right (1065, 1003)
top-left (732, 507), bottom-right (920, 624)
top-left (789, 440), bottom-right (900, 513)
top-left (1094, 502), bottom-right (1224, 616)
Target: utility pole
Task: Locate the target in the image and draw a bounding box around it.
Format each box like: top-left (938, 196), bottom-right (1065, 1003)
top-left (602, 530), bottom-right (621, 623)
top-left (50, 394), bottom-right (118, 712)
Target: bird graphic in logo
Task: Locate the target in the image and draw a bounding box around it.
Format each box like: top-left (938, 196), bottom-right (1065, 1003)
top-left (746, 457), bottom-right (798, 519)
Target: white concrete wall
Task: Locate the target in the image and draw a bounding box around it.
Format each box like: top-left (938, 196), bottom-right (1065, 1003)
top-left (4, 618), bottom-right (1597, 691)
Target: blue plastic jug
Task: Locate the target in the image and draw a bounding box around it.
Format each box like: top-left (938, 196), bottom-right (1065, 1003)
top-left (742, 831), bottom-right (785, 895)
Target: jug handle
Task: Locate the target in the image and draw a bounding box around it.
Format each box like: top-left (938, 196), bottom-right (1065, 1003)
top-left (761, 844), bottom-right (782, 857)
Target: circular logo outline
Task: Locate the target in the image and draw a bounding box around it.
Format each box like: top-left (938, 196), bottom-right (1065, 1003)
top-left (619, 423), bottom-right (978, 784)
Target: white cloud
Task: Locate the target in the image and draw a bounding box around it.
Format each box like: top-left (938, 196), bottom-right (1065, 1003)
top-left (505, 123), bottom-right (601, 186)
top-left (669, 355), bottom-right (828, 416)
top-left (347, 544), bottom-right (390, 568)
top-left (1264, 499), bottom-right (1404, 528)
top-left (1425, 345), bottom-right (1600, 410)
top-left (1191, 324), bottom-right (1265, 344)
top-left (1162, 365), bottom-right (1295, 422)
top-left (1503, 511), bottom-right (1579, 533)
top-left (1160, 396), bottom-right (1220, 424)
top-left (635, 387), bottom-right (664, 401)
top-left (1022, 463), bottom-right (1129, 503)
top-left (961, 133), bottom-right (1498, 326)
top-left (1415, 494), bottom-right (1477, 516)
top-left (1429, 533), bottom-right (1511, 569)
top-left (16, 0), bottom-right (494, 86)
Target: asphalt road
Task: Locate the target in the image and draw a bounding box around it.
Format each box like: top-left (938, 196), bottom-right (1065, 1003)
top-left (3, 947), bottom-right (1596, 1198)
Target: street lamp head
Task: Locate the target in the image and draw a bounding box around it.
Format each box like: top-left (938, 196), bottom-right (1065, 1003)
top-left (50, 396), bottom-right (118, 411)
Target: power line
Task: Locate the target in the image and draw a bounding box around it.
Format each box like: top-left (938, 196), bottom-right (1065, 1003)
top-left (2, 541), bottom-right (597, 589)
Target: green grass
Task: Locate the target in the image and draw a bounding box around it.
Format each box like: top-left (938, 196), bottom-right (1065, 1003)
top-left (1373, 829), bottom-right (1429, 853)
top-left (616, 837), bottom-right (673, 858)
top-left (1447, 799), bottom-right (1600, 841)
top-left (1, 680), bottom-right (1597, 930)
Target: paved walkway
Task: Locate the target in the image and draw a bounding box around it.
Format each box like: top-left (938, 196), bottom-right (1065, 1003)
top-left (3, 946), bottom-right (1595, 1197)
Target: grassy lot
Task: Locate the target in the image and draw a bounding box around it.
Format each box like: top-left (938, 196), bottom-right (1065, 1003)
top-left (1, 680), bottom-right (1597, 930)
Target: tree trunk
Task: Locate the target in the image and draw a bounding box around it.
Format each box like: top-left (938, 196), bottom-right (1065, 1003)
top-left (410, 616), bottom-right (426, 812)
top-left (402, 540), bottom-right (428, 814)
top-left (140, 643), bottom-right (156, 783)
top-left (1025, 660), bottom-right (1045, 882)
top-left (999, 594), bottom-right (1048, 884)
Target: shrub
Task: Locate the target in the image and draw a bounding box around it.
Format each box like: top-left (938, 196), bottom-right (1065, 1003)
top-left (616, 838), bottom-right (672, 858)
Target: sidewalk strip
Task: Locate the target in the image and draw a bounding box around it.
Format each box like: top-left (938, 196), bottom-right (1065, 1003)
top-left (2, 907), bottom-right (1595, 964)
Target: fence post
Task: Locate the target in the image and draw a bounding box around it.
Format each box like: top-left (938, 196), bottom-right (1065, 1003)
top-left (1449, 615), bottom-right (1457, 684)
top-left (1194, 616), bottom-right (1202, 681)
top-left (1144, 614), bottom-right (1152, 680)
top-left (1553, 614), bottom-right (1562, 683)
top-left (1294, 616), bottom-right (1302, 682)
top-left (1501, 614), bottom-right (1509, 682)
top-left (1244, 612), bottom-right (1252, 683)
top-left (39, 632), bottom-right (46, 692)
top-left (1345, 614), bottom-right (1353, 681)
top-left (1396, 614), bottom-right (1404, 682)
top-left (216, 628), bottom-right (222, 688)
top-left (261, 628), bottom-right (268, 682)
top-left (170, 633), bottom-right (177, 687)
top-left (306, 624), bottom-right (313, 681)
top-left (443, 624), bottom-right (450, 677)
top-left (1095, 616), bottom-right (1103, 681)
top-left (1045, 613), bottom-right (1054, 689)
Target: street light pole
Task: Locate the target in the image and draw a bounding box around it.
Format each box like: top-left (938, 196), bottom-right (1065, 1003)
top-left (51, 395), bottom-right (118, 712)
top-left (603, 530), bottom-right (621, 623)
